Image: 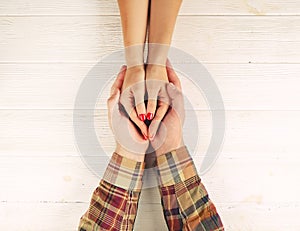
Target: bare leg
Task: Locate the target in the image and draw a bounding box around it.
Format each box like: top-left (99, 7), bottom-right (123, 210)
top-left (145, 0), bottom-right (182, 138)
top-left (117, 0), bottom-right (149, 136)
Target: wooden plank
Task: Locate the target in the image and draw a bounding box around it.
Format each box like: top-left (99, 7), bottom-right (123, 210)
top-left (1, 16), bottom-right (300, 63)
top-left (1, 1), bottom-right (299, 230)
top-left (1, 63), bottom-right (300, 110)
top-left (219, 203), bottom-right (300, 231)
top-left (0, 156), bottom-right (299, 204)
top-left (0, 201), bottom-right (169, 230)
top-left (0, 0), bottom-right (300, 16)
top-left (1, 110), bottom-right (300, 159)
top-left (0, 200), bottom-right (299, 230)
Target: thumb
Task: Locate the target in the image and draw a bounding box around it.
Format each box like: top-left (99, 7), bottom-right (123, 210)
top-left (166, 82), bottom-right (185, 123)
top-left (166, 83), bottom-right (181, 100)
top-left (107, 88), bottom-right (120, 115)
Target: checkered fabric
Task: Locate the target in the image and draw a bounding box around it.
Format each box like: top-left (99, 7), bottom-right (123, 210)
top-left (78, 152), bottom-right (145, 231)
top-left (155, 146), bottom-right (224, 231)
top-left (102, 152), bottom-right (145, 191)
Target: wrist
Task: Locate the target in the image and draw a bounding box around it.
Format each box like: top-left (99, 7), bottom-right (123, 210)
top-left (122, 65), bottom-right (145, 90)
top-left (146, 64), bottom-right (166, 71)
top-left (124, 44), bottom-right (144, 68)
top-left (154, 137), bottom-right (184, 157)
top-left (145, 64), bottom-right (168, 81)
top-left (126, 64), bottom-right (145, 74)
top-left (146, 43), bottom-right (169, 66)
top-left (115, 143), bottom-right (146, 162)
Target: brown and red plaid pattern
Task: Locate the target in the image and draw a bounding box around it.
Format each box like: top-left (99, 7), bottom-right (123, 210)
top-left (78, 148), bottom-right (224, 231)
top-left (155, 146), bottom-right (224, 231)
top-left (102, 152), bottom-right (145, 191)
top-left (78, 152), bottom-right (145, 231)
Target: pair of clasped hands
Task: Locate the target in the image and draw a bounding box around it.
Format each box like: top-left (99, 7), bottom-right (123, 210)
top-left (107, 61), bottom-right (185, 160)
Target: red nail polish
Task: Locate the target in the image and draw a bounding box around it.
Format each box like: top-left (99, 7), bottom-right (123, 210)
top-left (147, 113), bottom-right (153, 120)
top-left (143, 134), bottom-right (148, 140)
top-left (139, 114), bottom-right (146, 121)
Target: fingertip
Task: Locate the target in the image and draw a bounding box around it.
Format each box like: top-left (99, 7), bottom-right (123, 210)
top-left (121, 65), bottom-right (127, 71)
top-left (140, 125), bottom-right (149, 140)
top-left (118, 65), bottom-right (127, 76)
top-left (149, 131), bottom-right (156, 141)
top-left (139, 114), bottom-right (146, 122)
top-left (143, 134), bottom-right (148, 140)
top-left (117, 66), bottom-right (127, 78)
top-left (169, 82), bottom-right (176, 90)
top-left (149, 120), bottom-right (160, 140)
top-left (146, 112), bottom-right (154, 121)
top-left (166, 82), bottom-right (178, 99)
top-left (129, 111), bottom-right (149, 140)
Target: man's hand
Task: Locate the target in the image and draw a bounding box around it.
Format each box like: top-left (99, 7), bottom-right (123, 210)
top-left (149, 61), bottom-right (185, 156)
top-left (119, 65), bottom-right (148, 135)
top-left (107, 66), bottom-right (149, 161)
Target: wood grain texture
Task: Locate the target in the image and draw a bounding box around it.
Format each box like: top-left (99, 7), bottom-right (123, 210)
top-left (0, 155), bottom-right (299, 230)
top-left (1, 110), bottom-right (300, 160)
top-left (1, 63), bottom-right (300, 109)
top-left (1, 0), bottom-right (300, 230)
top-left (0, 0), bottom-right (300, 16)
top-left (1, 16), bottom-right (300, 63)
top-left (0, 155), bottom-right (299, 203)
top-left (0, 201), bottom-right (299, 230)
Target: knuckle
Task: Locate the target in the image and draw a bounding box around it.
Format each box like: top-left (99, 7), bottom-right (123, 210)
top-left (136, 103), bottom-right (145, 111)
top-left (147, 100), bottom-right (157, 109)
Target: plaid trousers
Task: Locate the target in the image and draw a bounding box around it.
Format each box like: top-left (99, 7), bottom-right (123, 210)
top-left (78, 146), bottom-right (224, 231)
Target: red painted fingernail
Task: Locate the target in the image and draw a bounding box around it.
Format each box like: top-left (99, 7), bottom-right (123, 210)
top-left (146, 113), bottom-right (153, 121)
top-left (143, 134), bottom-right (148, 140)
top-left (139, 114), bottom-right (146, 121)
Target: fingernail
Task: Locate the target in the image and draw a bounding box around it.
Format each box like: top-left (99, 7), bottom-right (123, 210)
top-left (147, 113), bottom-right (153, 120)
top-left (120, 65), bottom-right (127, 71)
top-left (149, 134), bottom-right (154, 141)
top-left (143, 134), bottom-right (148, 140)
top-left (139, 114), bottom-right (146, 121)
top-left (169, 83), bottom-right (175, 89)
top-left (142, 132), bottom-right (148, 140)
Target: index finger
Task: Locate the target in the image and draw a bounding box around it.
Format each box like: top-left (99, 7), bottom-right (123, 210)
top-left (110, 65), bottom-right (127, 95)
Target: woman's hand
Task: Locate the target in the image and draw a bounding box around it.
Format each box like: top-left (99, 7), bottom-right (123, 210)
top-left (108, 66), bottom-right (149, 161)
top-left (144, 64), bottom-right (170, 138)
top-left (119, 65), bottom-right (149, 139)
top-left (149, 62), bottom-right (185, 156)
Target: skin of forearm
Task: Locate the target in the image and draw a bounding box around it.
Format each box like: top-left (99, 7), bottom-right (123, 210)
top-left (148, 0), bottom-right (182, 45)
top-left (117, 0), bottom-right (149, 47)
top-left (147, 0), bottom-right (182, 66)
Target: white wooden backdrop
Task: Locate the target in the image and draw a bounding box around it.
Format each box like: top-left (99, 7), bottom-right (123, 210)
top-left (1, 0), bottom-right (300, 230)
